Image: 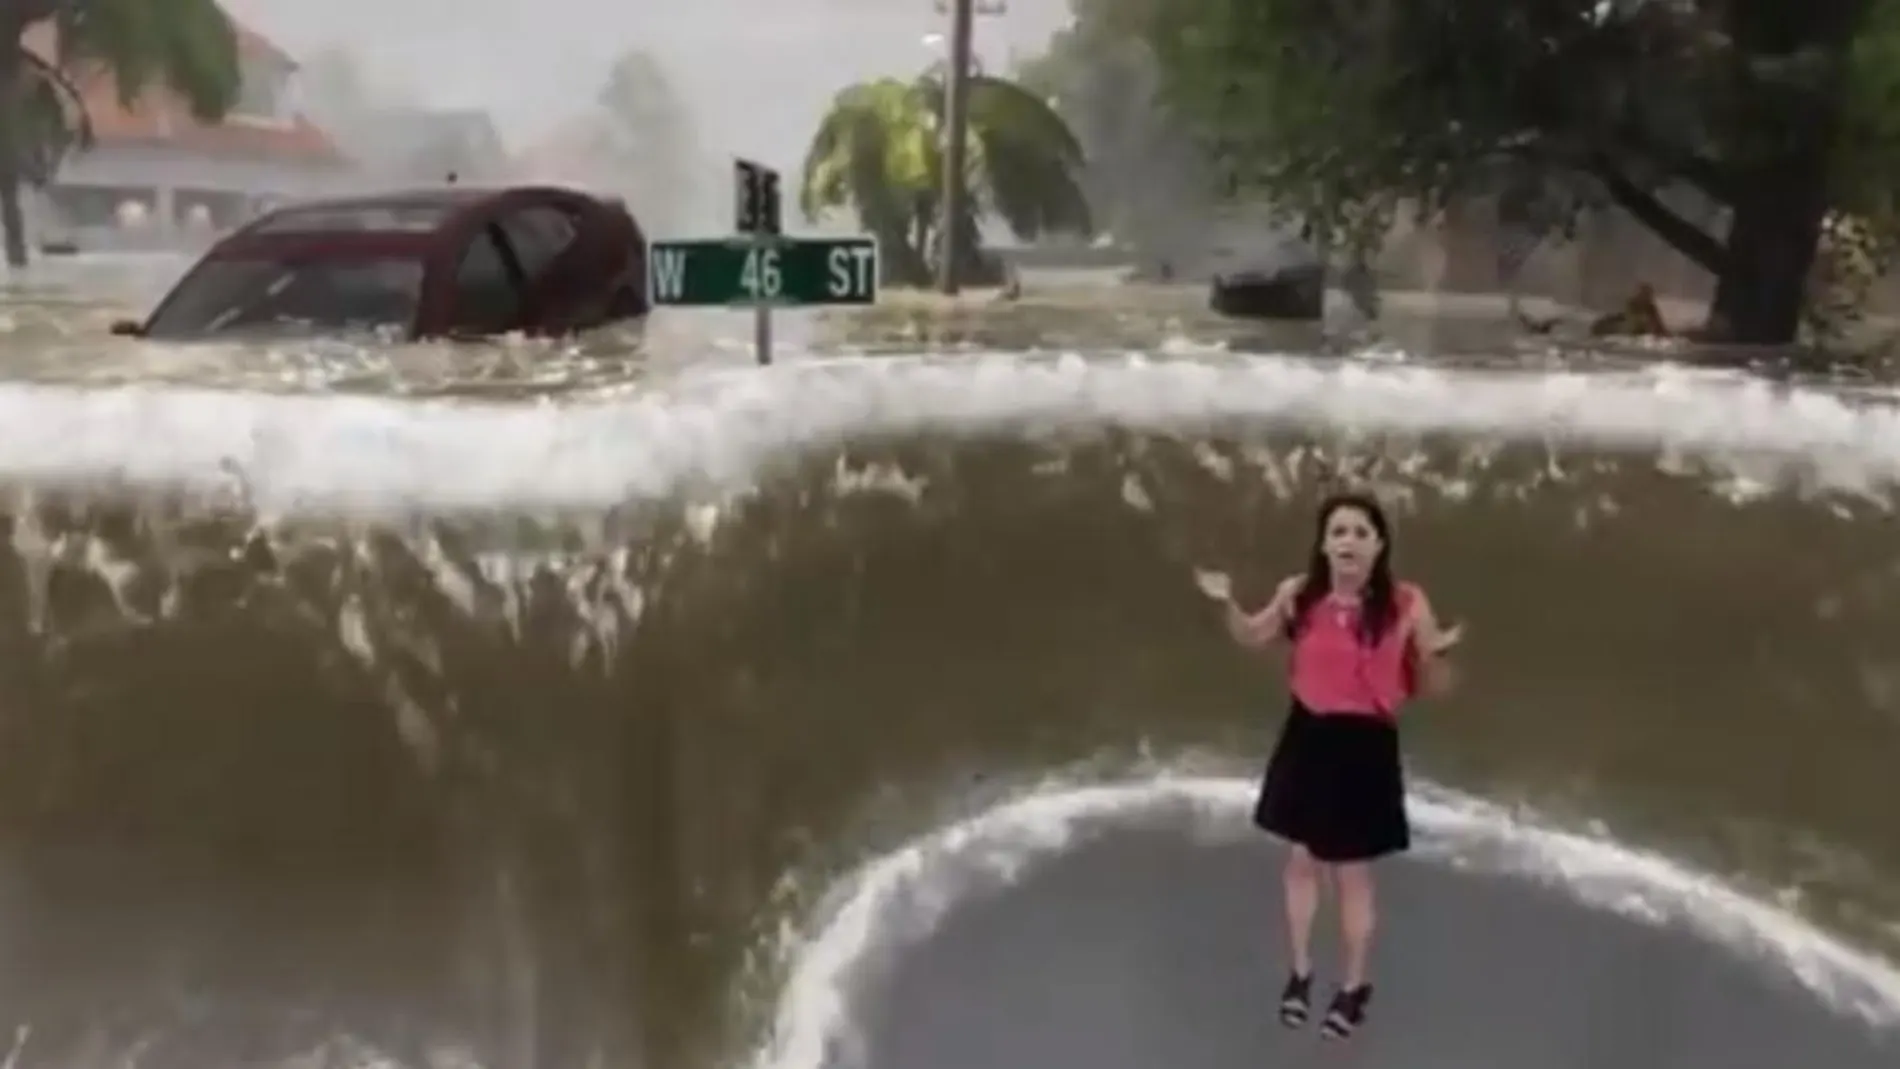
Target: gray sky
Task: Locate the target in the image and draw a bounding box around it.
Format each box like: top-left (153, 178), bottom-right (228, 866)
top-left (223, 0), bottom-right (1074, 174)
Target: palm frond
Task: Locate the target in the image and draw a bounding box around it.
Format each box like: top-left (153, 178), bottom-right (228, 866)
top-left (9, 46), bottom-right (95, 185)
top-left (55, 0), bottom-right (238, 120)
top-left (800, 67), bottom-right (1096, 270)
top-left (19, 47), bottom-right (92, 140)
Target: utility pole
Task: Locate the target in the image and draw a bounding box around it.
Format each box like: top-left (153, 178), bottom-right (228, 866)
top-left (935, 0), bottom-right (990, 295)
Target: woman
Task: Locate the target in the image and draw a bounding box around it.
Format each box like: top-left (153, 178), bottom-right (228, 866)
top-left (1221, 491), bottom-right (1462, 1040)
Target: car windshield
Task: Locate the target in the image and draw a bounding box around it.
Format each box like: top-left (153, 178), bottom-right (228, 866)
top-left (143, 256), bottom-right (426, 340)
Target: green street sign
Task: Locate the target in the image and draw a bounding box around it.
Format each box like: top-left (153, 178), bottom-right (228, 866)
top-left (647, 237), bottom-right (879, 307)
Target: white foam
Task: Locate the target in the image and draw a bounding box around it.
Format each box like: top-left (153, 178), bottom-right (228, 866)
top-left (745, 775), bottom-right (1900, 1069)
top-left (0, 353), bottom-right (1898, 513)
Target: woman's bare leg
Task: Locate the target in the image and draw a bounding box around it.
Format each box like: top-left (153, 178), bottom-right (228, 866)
top-left (1283, 845), bottom-right (1322, 976)
top-left (1335, 861), bottom-right (1377, 988)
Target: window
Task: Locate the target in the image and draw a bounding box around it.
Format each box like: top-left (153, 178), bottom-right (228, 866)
top-left (495, 205), bottom-right (579, 280)
top-left (447, 229), bottom-right (523, 334)
top-left (256, 202), bottom-right (455, 234)
top-left (144, 257), bottom-right (424, 340)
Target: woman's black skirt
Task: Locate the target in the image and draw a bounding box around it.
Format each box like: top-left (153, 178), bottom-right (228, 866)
top-left (1253, 699), bottom-right (1410, 863)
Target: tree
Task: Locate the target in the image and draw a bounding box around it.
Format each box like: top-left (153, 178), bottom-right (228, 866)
top-left (799, 72), bottom-right (1094, 287)
top-left (1014, 6), bottom-right (1214, 272)
top-left (595, 49), bottom-right (698, 229)
top-left (1138, 0), bottom-right (1890, 345)
top-left (1, 0), bottom-right (241, 267)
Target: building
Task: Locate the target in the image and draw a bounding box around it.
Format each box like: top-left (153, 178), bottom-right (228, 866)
top-left (19, 13), bottom-right (356, 251)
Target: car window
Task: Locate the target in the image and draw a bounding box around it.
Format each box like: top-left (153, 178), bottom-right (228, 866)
top-left (143, 256), bottom-right (424, 340)
top-left (496, 205), bottom-right (580, 280)
top-left (448, 228), bottom-right (524, 333)
top-left (253, 203), bottom-right (457, 234)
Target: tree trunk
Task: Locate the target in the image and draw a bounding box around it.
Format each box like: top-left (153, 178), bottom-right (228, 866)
top-left (0, 176), bottom-right (26, 269)
top-left (947, 210), bottom-right (999, 286)
top-left (878, 219), bottom-right (930, 287)
top-left (0, 40), bottom-right (28, 269)
top-left (1702, 0), bottom-right (1870, 346)
top-left (1706, 164), bottom-right (1831, 345)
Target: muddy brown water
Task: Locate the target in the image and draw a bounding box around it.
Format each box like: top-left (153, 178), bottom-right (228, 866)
top-left (0, 263), bottom-right (1897, 1068)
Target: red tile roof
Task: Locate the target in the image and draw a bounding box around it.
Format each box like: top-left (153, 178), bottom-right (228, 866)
top-left (20, 14), bottom-right (349, 167)
top-left (234, 24), bottom-right (295, 69)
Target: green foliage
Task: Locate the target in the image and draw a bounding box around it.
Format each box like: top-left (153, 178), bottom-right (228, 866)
top-left (799, 71), bottom-right (1093, 283)
top-left (1803, 1), bottom-right (1900, 341)
top-left (1837, 0), bottom-right (1900, 217)
top-left (929, 75), bottom-right (1093, 239)
top-left (48, 0), bottom-right (242, 120)
top-left (1143, 2), bottom-right (1700, 251)
top-left (1139, 1), bottom-right (1883, 246)
top-left (1130, 0), bottom-right (1900, 344)
top-left (2, 0), bottom-right (241, 264)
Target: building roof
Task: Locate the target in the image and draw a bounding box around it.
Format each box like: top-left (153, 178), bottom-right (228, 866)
top-left (234, 23), bottom-right (295, 69)
top-left (20, 12), bottom-right (348, 167)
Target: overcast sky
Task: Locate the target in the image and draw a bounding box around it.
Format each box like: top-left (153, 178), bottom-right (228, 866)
top-left (223, 0), bottom-right (1074, 173)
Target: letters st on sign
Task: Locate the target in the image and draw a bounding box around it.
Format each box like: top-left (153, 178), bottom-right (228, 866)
top-left (647, 238), bottom-right (879, 307)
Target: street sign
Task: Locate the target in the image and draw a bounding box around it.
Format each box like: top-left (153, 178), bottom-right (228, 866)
top-left (734, 158), bottom-right (781, 237)
top-left (657, 158), bottom-right (869, 367)
top-left (648, 237), bottom-right (879, 307)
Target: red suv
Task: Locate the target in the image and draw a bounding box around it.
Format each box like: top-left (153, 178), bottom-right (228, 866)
top-left (114, 185), bottom-right (650, 342)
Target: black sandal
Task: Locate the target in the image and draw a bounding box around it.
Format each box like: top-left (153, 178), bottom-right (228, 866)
top-left (1320, 984), bottom-right (1372, 1039)
top-left (1277, 971), bottom-right (1312, 1027)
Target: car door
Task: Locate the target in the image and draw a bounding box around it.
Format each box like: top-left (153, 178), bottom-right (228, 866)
top-left (493, 195), bottom-right (598, 333)
top-left (441, 218), bottom-right (529, 337)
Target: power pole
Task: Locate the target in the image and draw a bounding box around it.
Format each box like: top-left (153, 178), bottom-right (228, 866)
top-left (936, 0), bottom-right (981, 295)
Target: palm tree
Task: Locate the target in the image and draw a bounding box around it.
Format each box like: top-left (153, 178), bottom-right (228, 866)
top-left (799, 71), bottom-right (1093, 287)
top-left (2, 0), bottom-right (241, 267)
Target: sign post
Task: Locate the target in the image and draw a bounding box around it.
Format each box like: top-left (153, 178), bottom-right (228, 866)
top-left (647, 158), bottom-right (880, 366)
top-left (734, 158), bottom-right (781, 364)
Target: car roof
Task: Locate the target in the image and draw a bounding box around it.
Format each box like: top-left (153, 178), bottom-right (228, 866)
top-left (239, 185), bottom-right (597, 234)
top-left (283, 186), bottom-right (496, 210)
top-left (207, 184), bottom-right (605, 260)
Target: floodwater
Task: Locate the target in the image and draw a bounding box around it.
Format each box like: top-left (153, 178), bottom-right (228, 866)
top-left (0, 255), bottom-right (1897, 1069)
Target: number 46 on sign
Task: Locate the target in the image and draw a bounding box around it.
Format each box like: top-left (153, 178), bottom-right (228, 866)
top-left (647, 237), bottom-right (879, 308)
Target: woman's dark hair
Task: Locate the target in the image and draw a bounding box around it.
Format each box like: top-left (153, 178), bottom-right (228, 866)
top-left (1285, 491), bottom-right (1398, 646)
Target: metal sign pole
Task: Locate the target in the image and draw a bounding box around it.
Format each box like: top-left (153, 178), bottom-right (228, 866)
top-left (754, 289), bottom-right (773, 366)
top-left (735, 158), bottom-right (780, 366)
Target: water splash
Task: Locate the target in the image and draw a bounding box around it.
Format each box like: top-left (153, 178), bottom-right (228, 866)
top-left (3, 355), bottom-right (1900, 515)
top-left (746, 774), bottom-right (1900, 1069)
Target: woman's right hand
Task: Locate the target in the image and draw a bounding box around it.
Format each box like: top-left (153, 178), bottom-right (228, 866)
top-left (1225, 599), bottom-right (1268, 648)
top-left (1214, 574), bottom-right (1300, 650)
